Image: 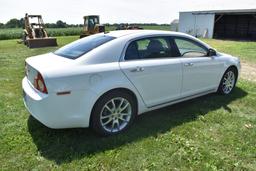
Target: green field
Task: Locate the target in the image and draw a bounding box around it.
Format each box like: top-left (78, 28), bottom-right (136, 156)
top-left (203, 39), bottom-right (256, 63)
top-left (0, 37), bottom-right (256, 170)
top-left (0, 25), bottom-right (170, 40)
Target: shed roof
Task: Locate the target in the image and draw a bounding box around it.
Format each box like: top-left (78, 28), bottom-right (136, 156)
top-left (180, 9), bottom-right (256, 15)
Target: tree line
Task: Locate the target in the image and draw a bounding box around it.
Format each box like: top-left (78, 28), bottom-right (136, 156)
top-left (0, 18), bottom-right (82, 28)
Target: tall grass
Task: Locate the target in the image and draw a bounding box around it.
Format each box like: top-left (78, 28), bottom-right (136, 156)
top-left (0, 27), bottom-right (83, 40)
top-left (0, 25), bottom-right (170, 40)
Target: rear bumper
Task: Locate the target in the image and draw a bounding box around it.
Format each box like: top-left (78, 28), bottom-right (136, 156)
top-left (22, 77), bottom-right (96, 129)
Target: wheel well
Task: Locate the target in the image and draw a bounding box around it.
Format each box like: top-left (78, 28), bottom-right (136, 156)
top-left (89, 88), bottom-right (138, 126)
top-left (221, 65), bottom-right (239, 84)
top-left (227, 65), bottom-right (238, 77)
top-left (225, 65), bottom-right (238, 81)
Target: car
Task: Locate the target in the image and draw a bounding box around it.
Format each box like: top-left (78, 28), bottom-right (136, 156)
top-left (22, 30), bottom-right (240, 136)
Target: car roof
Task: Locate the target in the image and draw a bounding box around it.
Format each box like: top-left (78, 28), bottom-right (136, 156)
top-left (106, 30), bottom-right (189, 38)
top-left (105, 30), bottom-right (211, 51)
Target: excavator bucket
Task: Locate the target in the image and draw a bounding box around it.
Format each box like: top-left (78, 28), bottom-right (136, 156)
top-left (80, 34), bottom-right (89, 38)
top-left (26, 38), bottom-right (57, 48)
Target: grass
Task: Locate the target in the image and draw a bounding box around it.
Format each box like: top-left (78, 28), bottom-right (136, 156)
top-left (0, 37), bottom-right (256, 170)
top-left (203, 39), bottom-right (256, 63)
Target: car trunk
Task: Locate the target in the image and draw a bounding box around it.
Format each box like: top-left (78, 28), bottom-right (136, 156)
top-left (25, 53), bottom-right (73, 87)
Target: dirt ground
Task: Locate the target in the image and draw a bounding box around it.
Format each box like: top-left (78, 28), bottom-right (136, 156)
top-left (241, 61), bottom-right (256, 82)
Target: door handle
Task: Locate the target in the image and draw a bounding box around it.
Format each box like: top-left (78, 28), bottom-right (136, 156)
top-left (184, 63), bottom-right (194, 67)
top-left (130, 66), bottom-right (144, 72)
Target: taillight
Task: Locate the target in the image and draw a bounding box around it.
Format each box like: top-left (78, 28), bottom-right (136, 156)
top-left (34, 72), bottom-right (48, 94)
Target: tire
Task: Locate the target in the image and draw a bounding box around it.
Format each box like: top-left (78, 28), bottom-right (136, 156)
top-left (91, 91), bottom-right (137, 136)
top-left (22, 32), bottom-right (28, 45)
top-left (218, 67), bottom-right (237, 95)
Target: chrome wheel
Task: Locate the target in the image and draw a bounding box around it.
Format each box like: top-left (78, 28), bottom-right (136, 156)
top-left (222, 70), bottom-right (235, 94)
top-left (100, 97), bottom-right (132, 133)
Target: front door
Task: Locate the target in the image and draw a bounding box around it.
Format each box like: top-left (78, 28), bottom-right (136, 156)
top-left (173, 37), bottom-right (223, 97)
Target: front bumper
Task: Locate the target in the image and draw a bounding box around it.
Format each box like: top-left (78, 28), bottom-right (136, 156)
top-left (22, 77), bottom-right (96, 129)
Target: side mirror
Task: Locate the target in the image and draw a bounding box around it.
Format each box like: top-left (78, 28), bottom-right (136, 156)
top-left (208, 48), bottom-right (217, 57)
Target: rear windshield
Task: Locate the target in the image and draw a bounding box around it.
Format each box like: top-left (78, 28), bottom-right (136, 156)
top-left (54, 34), bottom-right (115, 59)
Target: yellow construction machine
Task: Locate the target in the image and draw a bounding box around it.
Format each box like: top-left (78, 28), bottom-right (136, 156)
top-left (80, 15), bottom-right (105, 38)
top-left (21, 13), bottom-right (57, 48)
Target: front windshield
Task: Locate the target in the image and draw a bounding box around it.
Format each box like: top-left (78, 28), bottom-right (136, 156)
top-left (54, 34), bottom-right (115, 59)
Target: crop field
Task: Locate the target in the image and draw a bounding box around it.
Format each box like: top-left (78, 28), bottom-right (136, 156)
top-left (0, 36), bottom-right (255, 170)
top-left (0, 25), bottom-right (170, 40)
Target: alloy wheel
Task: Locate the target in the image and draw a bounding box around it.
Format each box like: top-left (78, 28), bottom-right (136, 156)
top-left (222, 70), bottom-right (235, 94)
top-left (100, 97), bottom-right (132, 133)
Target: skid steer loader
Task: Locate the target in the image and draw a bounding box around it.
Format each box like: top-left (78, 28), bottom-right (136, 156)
top-left (80, 15), bottom-right (105, 38)
top-left (21, 13), bottom-right (57, 48)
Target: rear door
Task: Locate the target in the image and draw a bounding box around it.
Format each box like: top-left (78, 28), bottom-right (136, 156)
top-left (119, 36), bottom-right (182, 107)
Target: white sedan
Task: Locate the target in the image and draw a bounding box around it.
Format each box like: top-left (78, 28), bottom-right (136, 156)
top-left (22, 30), bottom-right (240, 135)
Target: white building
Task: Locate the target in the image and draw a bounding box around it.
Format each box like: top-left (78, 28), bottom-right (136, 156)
top-left (170, 19), bottom-right (179, 31)
top-left (179, 9), bottom-right (256, 40)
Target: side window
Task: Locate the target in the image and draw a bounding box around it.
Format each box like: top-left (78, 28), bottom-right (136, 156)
top-left (174, 38), bottom-right (208, 57)
top-left (125, 37), bottom-right (172, 60)
top-left (125, 42), bottom-right (140, 60)
top-left (137, 39), bottom-right (150, 51)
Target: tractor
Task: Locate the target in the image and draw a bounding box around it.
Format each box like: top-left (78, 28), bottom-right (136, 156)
top-left (80, 15), bottom-right (105, 38)
top-left (21, 13), bottom-right (57, 48)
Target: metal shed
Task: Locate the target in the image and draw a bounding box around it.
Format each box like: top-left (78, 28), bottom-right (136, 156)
top-left (179, 9), bottom-right (256, 40)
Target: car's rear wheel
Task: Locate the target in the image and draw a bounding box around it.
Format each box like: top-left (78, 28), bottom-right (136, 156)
top-left (91, 91), bottom-right (137, 136)
top-left (218, 67), bottom-right (237, 95)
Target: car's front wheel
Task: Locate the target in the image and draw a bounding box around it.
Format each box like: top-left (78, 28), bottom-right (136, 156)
top-left (91, 91), bottom-right (137, 136)
top-left (218, 67), bottom-right (237, 95)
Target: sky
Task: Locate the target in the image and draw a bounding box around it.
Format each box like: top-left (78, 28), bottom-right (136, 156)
top-left (0, 0), bottom-right (256, 24)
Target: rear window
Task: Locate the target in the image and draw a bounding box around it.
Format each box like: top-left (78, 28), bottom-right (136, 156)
top-left (54, 34), bottom-right (115, 59)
